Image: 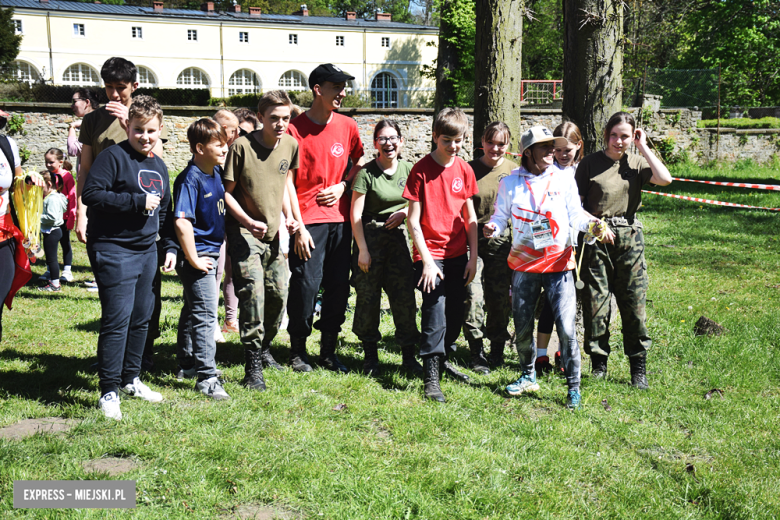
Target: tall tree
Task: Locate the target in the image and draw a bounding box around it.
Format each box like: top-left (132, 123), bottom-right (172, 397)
top-left (431, 0), bottom-right (475, 116)
top-left (474, 0), bottom-right (524, 154)
top-left (0, 8), bottom-right (22, 70)
top-left (562, 0), bottom-right (623, 154)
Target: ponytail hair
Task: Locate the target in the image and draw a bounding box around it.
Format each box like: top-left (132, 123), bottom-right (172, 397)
top-left (45, 147), bottom-right (73, 172)
top-left (41, 170), bottom-right (63, 192)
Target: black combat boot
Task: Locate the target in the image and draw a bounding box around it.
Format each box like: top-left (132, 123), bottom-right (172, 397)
top-left (629, 352), bottom-right (649, 390)
top-left (468, 339), bottom-right (491, 375)
top-left (319, 332), bottom-right (349, 374)
top-left (488, 340), bottom-right (506, 368)
top-left (289, 336), bottom-right (312, 372)
top-left (442, 355), bottom-right (471, 384)
top-left (423, 356), bottom-right (445, 402)
top-left (591, 354), bottom-right (608, 379)
top-left (362, 341), bottom-right (380, 376)
top-left (242, 349), bottom-right (266, 391)
top-left (400, 344), bottom-right (424, 375)
top-left (260, 344), bottom-right (284, 371)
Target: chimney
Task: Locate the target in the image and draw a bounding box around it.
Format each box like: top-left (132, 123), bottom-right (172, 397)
top-left (375, 9), bottom-right (391, 21)
top-left (228, 1), bottom-right (240, 13)
top-left (345, 11), bottom-right (356, 20)
top-left (294, 4), bottom-right (309, 16)
top-left (152, 1), bottom-right (163, 11)
top-left (248, 6), bottom-right (261, 16)
top-left (201, 2), bottom-right (214, 12)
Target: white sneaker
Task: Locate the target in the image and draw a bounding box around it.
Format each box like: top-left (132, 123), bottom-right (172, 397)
top-left (195, 376), bottom-right (230, 400)
top-left (61, 269), bottom-right (74, 283)
top-left (120, 377), bottom-right (163, 403)
top-left (99, 391), bottom-right (122, 420)
top-left (214, 329), bottom-right (226, 344)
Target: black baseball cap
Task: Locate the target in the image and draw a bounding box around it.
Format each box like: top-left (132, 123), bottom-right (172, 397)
top-left (308, 64), bottom-right (355, 89)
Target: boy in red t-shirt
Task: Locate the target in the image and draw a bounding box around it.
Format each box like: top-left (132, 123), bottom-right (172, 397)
top-left (286, 64), bottom-right (365, 373)
top-left (403, 108), bottom-right (478, 402)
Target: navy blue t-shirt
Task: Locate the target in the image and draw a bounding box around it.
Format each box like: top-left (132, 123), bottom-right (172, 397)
top-left (173, 161), bottom-right (226, 255)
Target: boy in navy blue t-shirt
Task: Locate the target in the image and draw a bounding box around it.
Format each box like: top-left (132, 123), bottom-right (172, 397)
top-left (82, 95), bottom-right (176, 421)
top-left (173, 119), bottom-right (229, 400)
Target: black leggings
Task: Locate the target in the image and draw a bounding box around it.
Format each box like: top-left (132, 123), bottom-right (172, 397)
top-left (59, 222), bottom-right (72, 267)
top-left (0, 237), bottom-right (16, 342)
top-left (42, 227), bottom-right (63, 281)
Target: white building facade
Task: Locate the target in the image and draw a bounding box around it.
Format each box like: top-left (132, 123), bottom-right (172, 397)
top-left (3, 0), bottom-right (438, 107)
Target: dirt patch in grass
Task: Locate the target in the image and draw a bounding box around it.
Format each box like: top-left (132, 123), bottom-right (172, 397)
top-left (219, 503), bottom-right (302, 519)
top-left (82, 457), bottom-right (139, 477)
top-left (0, 417), bottom-right (79, 440)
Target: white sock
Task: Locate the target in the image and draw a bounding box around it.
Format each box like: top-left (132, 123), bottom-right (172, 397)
top-left (51, 279), bottom-right (61, 287)
top-left (63, 265), bottom-right (71, 272)
top-left (537, 348), bottom-right (548, 358)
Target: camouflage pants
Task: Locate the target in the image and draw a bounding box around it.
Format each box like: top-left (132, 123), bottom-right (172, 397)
top-left (462, 231), bottom-right (513, 344)
top-left (226, 225), bottom-right (288, 352)
top-left (351, 220), bottom-right (419, 346)
top-left (580, 222), bottom-right (651, 358)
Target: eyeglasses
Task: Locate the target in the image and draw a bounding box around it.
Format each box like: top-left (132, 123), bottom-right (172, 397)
top-left (71, 98), bottom-right (85, 104)
top-left (376, 135), bottom-right (399, 144)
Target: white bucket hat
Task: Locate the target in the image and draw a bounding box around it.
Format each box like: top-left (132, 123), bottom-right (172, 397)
top-left (520, 126), bottom-right (568, 152)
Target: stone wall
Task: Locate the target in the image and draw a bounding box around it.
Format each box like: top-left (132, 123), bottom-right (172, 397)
top-left (3, 102), bottom-right (778, 173)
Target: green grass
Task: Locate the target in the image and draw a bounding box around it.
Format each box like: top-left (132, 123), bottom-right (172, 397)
top-left (697, 117), bottom-right (780, 129)
top-left (1, 163), bottom-right (779, 518)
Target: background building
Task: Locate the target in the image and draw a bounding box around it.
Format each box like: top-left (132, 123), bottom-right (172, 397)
top-left (2, 0), bottom-right (438, 107)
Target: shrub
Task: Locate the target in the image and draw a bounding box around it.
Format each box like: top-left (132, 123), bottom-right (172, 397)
top-left (697, 117), bottom-right (780, 129)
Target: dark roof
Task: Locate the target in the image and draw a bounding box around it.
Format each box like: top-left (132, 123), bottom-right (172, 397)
top-left (0, 0), bottom-right (437, 30)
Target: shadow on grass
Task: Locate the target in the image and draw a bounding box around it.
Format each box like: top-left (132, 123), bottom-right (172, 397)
top-left (0, 348), bottom-right (97, 407)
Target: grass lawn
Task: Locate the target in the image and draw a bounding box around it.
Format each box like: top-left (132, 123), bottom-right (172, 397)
top-left (1, 162), bottom-right (779, 519)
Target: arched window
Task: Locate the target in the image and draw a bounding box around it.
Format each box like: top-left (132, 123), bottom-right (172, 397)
top-left (229, 69), bottom-right (261, 95)
top-left (177, 67), bottom-right (210, 87)
top-left (137, 66), bottom-right (157, 88)
top-left (62, 63), bottom-right (100, 86)
top-left (278, 70), bottom-right (307, 91)
top-left (9, 61), bottom-right (42, 84)
top-left (371, 72), bottom-right (398, 108)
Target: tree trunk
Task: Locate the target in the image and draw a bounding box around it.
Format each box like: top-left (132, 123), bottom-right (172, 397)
top-left (473, 0), bottom-right (524, 157)
top-left (563, 0), bottom-right (624, 155)
top-left (433, 0), bottom-right (460, 123)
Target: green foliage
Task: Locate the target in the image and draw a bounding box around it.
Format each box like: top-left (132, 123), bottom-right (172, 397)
top-left (5, 113), bottom-right (25, 136)
top-left (209, 93), bottom-right (262, 108)
top-left (17, 142), bottom-right (30, 164)
top-left (522, 0), bottom-right (563, 80)
top-left (340, 93), bottom-right (369, 108)
top-left (289, 90), bottom-right (313, 107)
top-left (655, 135), bottom-right (689, 164)
top-left (697, 117), bottom-right (780, 129)
top-left (669, 110), bottom-right (682, 126)
top-left (640, 106), bottom-right (655, 124)
top-left (0, 7), bottom-right (22, 69)
top-left (738, 134), bottom-right (749, 146)
top-left (423, 0), bottom-right (475, 107)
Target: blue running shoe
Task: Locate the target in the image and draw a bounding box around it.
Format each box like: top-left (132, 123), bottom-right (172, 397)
top-left (506, 372), bottom-right (540, 396)
top-left (566, 389), bottom-right (582, 410)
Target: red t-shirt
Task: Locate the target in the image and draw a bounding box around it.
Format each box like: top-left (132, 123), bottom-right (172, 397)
top-left (403, 154), bottom-right (478, 262)
top-left (287, 112), bottom-right (364, 225)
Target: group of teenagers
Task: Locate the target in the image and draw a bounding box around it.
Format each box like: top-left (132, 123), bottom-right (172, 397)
top-left (0, 56), bottom-right (672, 421)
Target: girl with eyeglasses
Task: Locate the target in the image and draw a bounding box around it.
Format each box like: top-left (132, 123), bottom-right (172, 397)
top-left (349, 119), bottom-right (422, 376)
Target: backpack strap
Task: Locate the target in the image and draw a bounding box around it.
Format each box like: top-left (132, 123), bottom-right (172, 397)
top-left (0, 135), bottom-right (21, 228)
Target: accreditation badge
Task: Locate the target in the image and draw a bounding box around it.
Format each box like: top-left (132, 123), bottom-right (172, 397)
top-left (531, 218), bottom-right (554, 250)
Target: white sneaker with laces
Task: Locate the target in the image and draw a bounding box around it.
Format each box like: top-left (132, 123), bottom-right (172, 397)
top-left (61, 270), bottom-right (74, 283)
top-left (195, 376), bottom-right (230, 400)
top-left (99, 391), bottom-right (122, 420)
top-left (120, 377), bottom-right (163, 403)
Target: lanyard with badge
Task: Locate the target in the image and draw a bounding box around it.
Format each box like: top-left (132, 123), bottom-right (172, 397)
top-left (526, 172), bottom-right (554, 250)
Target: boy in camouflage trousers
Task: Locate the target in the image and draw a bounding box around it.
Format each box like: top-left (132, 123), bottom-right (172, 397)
top-left (222, 91), bottom-right (299, 390)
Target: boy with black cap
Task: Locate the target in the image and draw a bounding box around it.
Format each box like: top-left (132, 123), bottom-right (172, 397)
top-left (286, 63), bottom-right (365, 373)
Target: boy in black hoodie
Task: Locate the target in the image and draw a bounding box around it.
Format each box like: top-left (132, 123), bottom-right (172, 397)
top-left (82, 95), bottom-right (176, 421)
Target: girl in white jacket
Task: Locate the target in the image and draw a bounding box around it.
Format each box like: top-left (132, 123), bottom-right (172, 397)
top-left (485, 126), bottom-right (611, 410)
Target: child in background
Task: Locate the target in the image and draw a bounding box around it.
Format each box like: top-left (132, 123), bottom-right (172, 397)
top-left (534, 122), bottom-right (585, 375)
top-left (403, 107), bottom-right (479, 402)
top-left (233, 108), bottom-right (259, 137)
top-left (39, 170), bottom-right (68, 292)
top-left (40, 148), bottom-right (76, 283)
top-left (81, 95), bottom-right (176, 421)
top-left (174, 118), bottom-right (230, 400)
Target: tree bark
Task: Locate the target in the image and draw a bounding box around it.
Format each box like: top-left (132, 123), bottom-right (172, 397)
top-left (433, 0), bottom-right (460, 120)
top-left (473, 0), bottom-right (524, 157)
top-left (563, 0), bottom-right (624, 155)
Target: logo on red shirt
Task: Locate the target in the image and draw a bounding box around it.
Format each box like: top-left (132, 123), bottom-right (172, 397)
top-left (331, 143), bottom-right (345, 158)
top-left (452, 177), bottom-right (463, 193)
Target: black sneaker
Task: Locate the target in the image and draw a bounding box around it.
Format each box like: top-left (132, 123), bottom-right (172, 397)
top-left (38, 282), bottom-right (61, 292)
